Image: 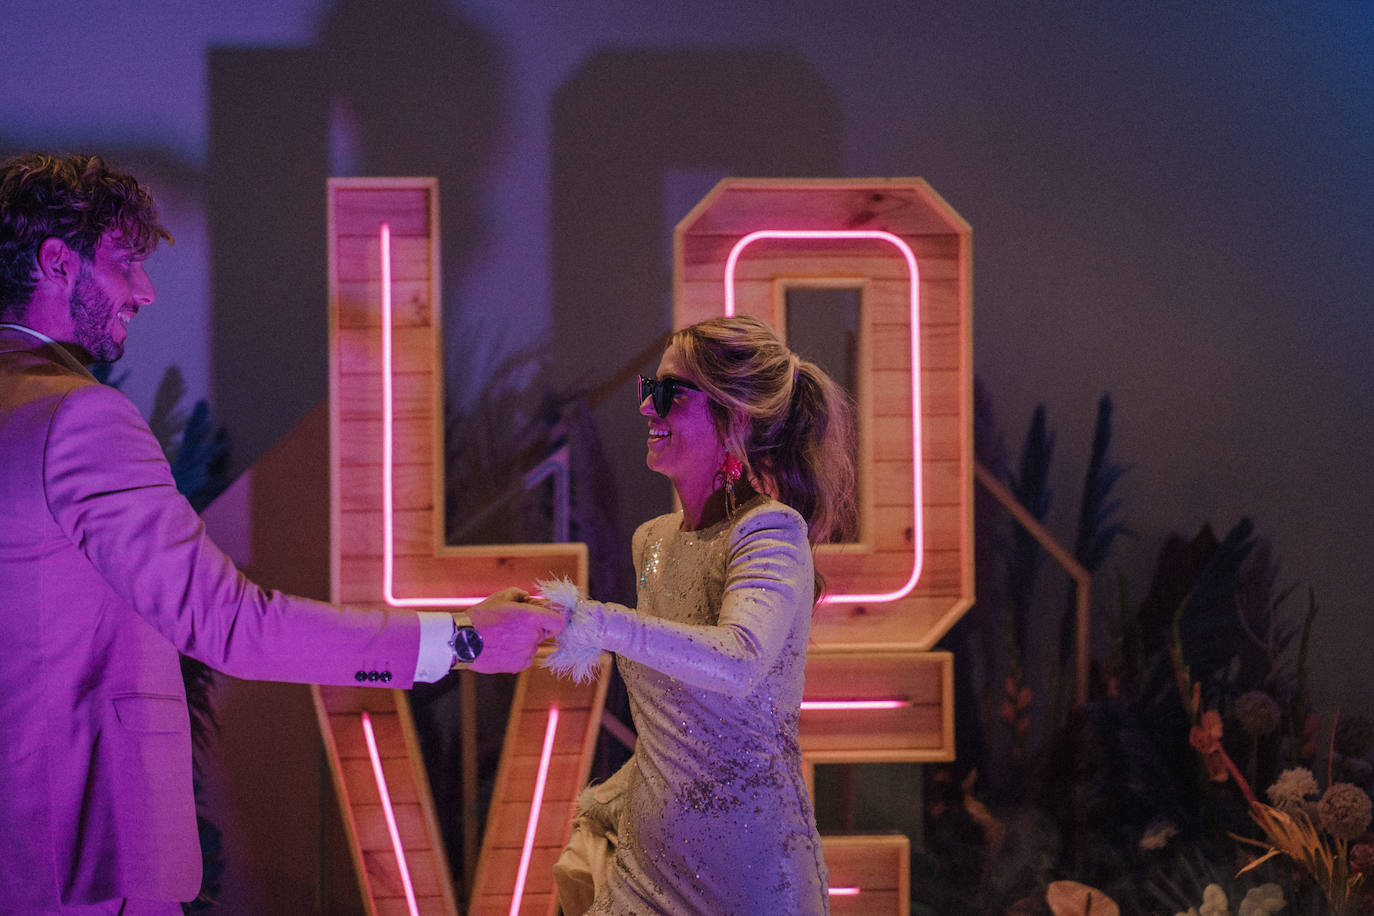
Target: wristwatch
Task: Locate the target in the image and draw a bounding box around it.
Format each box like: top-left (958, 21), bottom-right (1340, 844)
top-left (449, 613), bottom-right (484, 669)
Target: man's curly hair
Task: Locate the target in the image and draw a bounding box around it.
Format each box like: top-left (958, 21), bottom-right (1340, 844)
top-left (0, 153), bottom-right (172, 319)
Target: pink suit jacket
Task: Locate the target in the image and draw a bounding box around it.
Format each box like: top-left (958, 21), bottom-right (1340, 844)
top-left (0, 328), bottom-right (423, 912)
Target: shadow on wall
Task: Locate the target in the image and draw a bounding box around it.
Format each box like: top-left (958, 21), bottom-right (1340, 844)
top-left (551, 47), bottom-right (844, 603)
top-left (204, 2), bottom-right (505, 912)
top-left (208, 0), bottom-right (503, 482)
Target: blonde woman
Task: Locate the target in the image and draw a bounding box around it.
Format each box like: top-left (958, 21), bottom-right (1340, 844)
top-left (542, 315), bottom-right (856, 916)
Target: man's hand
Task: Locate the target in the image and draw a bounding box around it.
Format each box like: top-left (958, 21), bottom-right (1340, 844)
top-left (464, 587), bottom-right (566, 674)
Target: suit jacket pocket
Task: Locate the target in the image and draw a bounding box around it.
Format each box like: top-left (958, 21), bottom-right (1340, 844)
top-left (111, 693), bottom-right (188, 734)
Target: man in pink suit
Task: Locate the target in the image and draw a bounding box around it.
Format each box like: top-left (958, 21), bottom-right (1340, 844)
top-left (0, 152), bottom-right (564, 914)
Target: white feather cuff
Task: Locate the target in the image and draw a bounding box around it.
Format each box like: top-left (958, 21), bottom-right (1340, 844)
top-left (537, 576), bottom-right (606, 684)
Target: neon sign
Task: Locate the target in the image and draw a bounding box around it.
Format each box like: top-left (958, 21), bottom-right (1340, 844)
top-left (723, 229), bottom-right (923, 604)
top-left (361, 710), bottom-right (421, 916)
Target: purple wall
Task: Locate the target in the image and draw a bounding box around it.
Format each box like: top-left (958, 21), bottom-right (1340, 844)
top-left (4, 0), bottom-right (1371, 909)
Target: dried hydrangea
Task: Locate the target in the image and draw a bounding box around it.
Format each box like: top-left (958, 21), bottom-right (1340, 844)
top-left (1236, 883), bottom-right (1284, 915)
top-left (1266, 767), bottom-right (1319, 812)
top-left (1173, 883), bottom-right (1231, 916)
top-left (1234, 690), bottom-right (1281, 738)
top-left (1199, 883), bottom-right (1229, 916)
top-left (1317, 782), bottom-right (1372, 841)
top-left (1351, 841), bottom-right (1374, 874)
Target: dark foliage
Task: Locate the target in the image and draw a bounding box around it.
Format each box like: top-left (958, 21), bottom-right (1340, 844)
top-left (926, 381), bottom-right (1340, 914)
top-left (1007, 404), bottom-right (1055, 677)
top-left (1059, 396), bottom-right (1130, 686)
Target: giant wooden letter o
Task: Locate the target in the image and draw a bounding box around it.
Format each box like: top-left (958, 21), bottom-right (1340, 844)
top-left (677, 180), bottom-right (973, 913)
top-left (675, 179), bottom-right (974, 762)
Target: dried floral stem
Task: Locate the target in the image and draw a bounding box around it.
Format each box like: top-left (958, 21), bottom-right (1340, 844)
top-left (1217, 735), bottom-right (1260, 809)
top-left (1290, 589), bottom-right (1318, 766)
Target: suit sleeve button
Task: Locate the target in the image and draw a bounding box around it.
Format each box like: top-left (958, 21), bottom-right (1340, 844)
top-left (355, 671), bottom-right (368, 682)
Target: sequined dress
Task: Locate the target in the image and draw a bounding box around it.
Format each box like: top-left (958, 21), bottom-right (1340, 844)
top-left (548, 496), bottom-right (829, 916)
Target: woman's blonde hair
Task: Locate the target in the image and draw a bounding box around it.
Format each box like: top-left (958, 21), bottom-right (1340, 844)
top-left (671, 315), bottom-right (857, 548)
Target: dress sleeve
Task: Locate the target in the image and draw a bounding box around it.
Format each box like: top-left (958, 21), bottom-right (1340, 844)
top-left (543, 505), bottom-right (814, 696)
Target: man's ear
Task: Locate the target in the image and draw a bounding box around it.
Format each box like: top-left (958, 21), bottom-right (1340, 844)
top-left (36, 237), bottom-right (78, 291)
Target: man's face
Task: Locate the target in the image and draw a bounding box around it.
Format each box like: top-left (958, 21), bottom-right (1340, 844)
top-left (68, 234), bottom-right (155, 362)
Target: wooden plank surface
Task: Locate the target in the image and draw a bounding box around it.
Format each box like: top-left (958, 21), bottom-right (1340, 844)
top-left (470, 657), bottom-right (610, 916)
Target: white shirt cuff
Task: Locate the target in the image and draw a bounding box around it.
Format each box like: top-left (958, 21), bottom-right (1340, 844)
top-left (413, 611), bottom-right (455, 683)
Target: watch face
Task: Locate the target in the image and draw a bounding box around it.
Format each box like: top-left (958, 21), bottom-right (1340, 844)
top-left (452, 625), bottom-right (484, 663)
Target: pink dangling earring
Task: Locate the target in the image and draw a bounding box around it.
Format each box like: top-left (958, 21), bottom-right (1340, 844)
top-left (719, 452), bottom-right (743, 517)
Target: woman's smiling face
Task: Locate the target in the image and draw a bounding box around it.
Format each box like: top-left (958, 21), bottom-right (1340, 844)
top-left (640, 342), bottom-right (723, 511)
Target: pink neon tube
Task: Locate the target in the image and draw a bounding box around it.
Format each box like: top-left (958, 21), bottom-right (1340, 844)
top-left (801, 699), bottom-right (907, 711)
top-left (510, 707), bottom-right (560, 916)
top-left (829, 886), bottom-right (861, 896)
top-left (360, 711), bottom-right (420, 916)
top-left (378, 223), bottom-right (481, 607)
top-left (723, 229), bottom-right (923, 605)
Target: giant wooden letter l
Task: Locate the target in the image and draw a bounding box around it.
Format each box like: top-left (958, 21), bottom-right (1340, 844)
top-left (317, 179), bottom-right (589, 916)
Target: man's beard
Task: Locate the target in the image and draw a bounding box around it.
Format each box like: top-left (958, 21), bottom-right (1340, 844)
top-left (69, 267), bottom-right (124, 363)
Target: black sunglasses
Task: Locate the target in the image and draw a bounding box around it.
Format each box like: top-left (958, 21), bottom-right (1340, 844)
top-left (638, 374), bottom-right (701, 418)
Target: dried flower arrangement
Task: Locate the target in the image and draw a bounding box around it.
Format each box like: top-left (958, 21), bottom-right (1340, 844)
top-left (915, 384), bottom-right (1373, 915)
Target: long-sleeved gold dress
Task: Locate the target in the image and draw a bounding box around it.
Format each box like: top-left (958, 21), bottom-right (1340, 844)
top-left (545, 495), bottom-right (829, 916)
